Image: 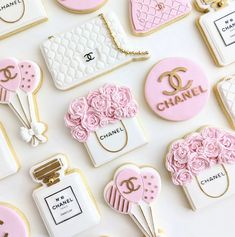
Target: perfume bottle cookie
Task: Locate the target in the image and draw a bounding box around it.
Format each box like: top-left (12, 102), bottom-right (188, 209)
top-left (104, 164), bottom-right (164, 237)
top-left (56, 0), bottom-right (108, 13)
top-left (0, 0), bottom-right (47, 40)
top-left (129, 0), bottom-right (192, 35)
top-left (41, 12), bottom-right (150, 90)
top-left (196, 0), bottom-right (235, 66)
top-left (0, 123), bottom-right (19, 181)
top-left (65, 84), bottom-right (148, 167)
top-left (30, 154), bottom-right (101, 237)
top-left (0, 202), bottom-right (30, 237)
top-left (0, 58), bottom-right (47, 147)
top-left (166, 127), bottom-right (235, 210)
top-left (215, 75), bottom-right (235, 128)
top-left (145, 57), bottom-right (210, 121)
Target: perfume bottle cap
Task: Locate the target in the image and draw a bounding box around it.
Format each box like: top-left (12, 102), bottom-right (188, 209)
top-left (196, 0), bottom-right (228, 11)
top-left (30, 154), bottom-right (68, 187)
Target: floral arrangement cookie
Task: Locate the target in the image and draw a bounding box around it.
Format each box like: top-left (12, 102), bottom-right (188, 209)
top-left (65, 84), bottom-right (147, 167)
top-left (104, 164), bottom-right (164, 237)
top-left (166, 126), bottom-right (235, 210)
top-left (0, 58), bottom-right (47, 147)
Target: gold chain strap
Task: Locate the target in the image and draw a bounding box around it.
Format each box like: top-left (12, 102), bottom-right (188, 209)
top-left (99, 14), bottom-right (149, 56)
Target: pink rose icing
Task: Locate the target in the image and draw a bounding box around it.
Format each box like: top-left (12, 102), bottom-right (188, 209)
top-left (0, 204), bottom-right (29, 237)
top-left (130, 0), bottom-right (192, 35)
top-left (64, 84), bottom-right (139, 142)
top-left (57, 0), bottom-right (107, 12)
top-left (166, 127), bottom-right (235, 185)
top-left (145, 58), bottom-right (209, 121)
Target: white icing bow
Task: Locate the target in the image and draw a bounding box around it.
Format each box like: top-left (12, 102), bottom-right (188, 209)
top-left (20, 122), bottom-right (47, 147)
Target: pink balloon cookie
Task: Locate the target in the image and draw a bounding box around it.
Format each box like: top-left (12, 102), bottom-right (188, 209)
top-left (0, 203), bottom-right (29, 237)
top-left (56, 0), bottom-right (108, 13)
top-left (129, 0), bottom-right (192, 35)
top-left (145, 57), bottom-right (209, 121)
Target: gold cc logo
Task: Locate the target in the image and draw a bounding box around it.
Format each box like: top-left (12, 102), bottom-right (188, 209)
top-left (120, 177), bottom-right (141, 194)
top-left (158, 67), bottom-right (193, 96)
top-left (0, 66), bottom-right (17, 83)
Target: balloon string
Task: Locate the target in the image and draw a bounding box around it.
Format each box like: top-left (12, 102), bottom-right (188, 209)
top-left (130, 213), bottom-right (152, 237)
top-left (139, 204), bottom-right (155, 237)
top-left (9, 103), bottom-right (29, 128)
top-left (149, 205), bottom-right (158, 237)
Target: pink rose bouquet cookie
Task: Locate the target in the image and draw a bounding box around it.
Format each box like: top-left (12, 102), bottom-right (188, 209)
top-left (56, 0), bottom-right (108, 13)
top-left (65, 84), bottom-right (148, 167)
top-left (166, 127), bottom-right (235, 210)
top-left (0, 203), bottom-right (30, 237)
top-left (104, 164), bottom-right (164, 237)
top-left (129, 0), bottom-right (192, 36)
top-left (0, 58), bottom-right (47, 147)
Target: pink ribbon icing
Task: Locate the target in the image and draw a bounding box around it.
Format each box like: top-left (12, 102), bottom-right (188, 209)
top-left (166, 127), bottom-right (235, 186)
top-left (64, 84), bottom-right (138, 142)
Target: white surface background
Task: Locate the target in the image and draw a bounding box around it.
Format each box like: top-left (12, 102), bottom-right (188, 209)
top-left (1, 0), bottom-right (235, 237)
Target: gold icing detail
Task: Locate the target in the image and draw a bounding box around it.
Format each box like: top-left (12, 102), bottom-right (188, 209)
top-left (158, 67), bottom-right (193, 96)
top-left (120, 177), bottom-right (141, 194)
top-left (0, 65), bottom-right (17, 82)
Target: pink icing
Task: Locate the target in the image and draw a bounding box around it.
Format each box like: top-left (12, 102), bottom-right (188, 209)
top-left (115, 168), bottom-right (143, 203)
top-left (0, 86), bottom-right (12, 104)
top-left (0, 204), bottom-right (28, 237)
top-left (0, 58), bottom-right (21, 92)
top-left (57, 0), bottom-right (106, 11)
top-left (65, 84), bottom-right (138, 142)
top-left (130, 0), bottom-right (192, 34)
top-left (145, 57), bottom-right (209, 121)
top-left (19, 61), bottom-right (41, 93)
top-left (166, 127), bottom-right (235, 186)
top-left (104, 182), bottom-right (132, 214)
top-left (141, 168), bottom-right (161, 204)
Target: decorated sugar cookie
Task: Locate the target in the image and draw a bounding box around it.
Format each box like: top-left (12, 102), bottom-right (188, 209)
top-left (0, 203), bottom-right (30, 237)
top-left (56, 0), bottom-right (108, 13)
top-left (0, 123), bottom-right (19, 180)
top-left (145, 57), bottom-right (209, 121)
top-left (166, 127), bottom-right (235, 210)
top-left (104, 164), bottom-right (163, 237)
top-left (0, 58), bottom-right (47, 147)
top-left (215, 75), bottom-right (235, 128)
top-left (65, 84), bottom-right (147, 167)
top-left (0, 0), bottom-right (47, 40)
top-left (196, 0), bottom-right (235, 66)
top-left (129, 0), bottom-right (192, 35)
top-left (41, 12), bottom-right (150, 90)
top-left (30, 154), bottom-right (101, 237)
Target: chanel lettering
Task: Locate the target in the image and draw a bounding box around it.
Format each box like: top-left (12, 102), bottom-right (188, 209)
top-left (200, 172), bottom-right (225, 185)
top-left (52, 198), bottom-right (74, 210)
top-left (99, 127), bottom-right (125, 141)
top-left (0, 0), bottom-right (22, 12)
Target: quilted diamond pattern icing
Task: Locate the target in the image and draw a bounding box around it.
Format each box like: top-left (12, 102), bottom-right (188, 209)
top-left (130, 0), bottom-right (192, 35)
top-left (41, 13), bottom-right (149, 90)
top-left (218, 76), bottom-right (235, 123)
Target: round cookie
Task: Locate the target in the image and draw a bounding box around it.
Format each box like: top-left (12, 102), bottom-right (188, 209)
top-left (145, 57), bottom-right (209, 121)
top-left (56, 0), bottom-right (108, 13)
top-left (0, 203), bottom-right (30, 237)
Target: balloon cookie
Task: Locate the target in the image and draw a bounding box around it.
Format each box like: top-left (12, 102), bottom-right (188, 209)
top-left (104, 164), bottom-right (163, 237)
top-left (56, 0), bottom-right (108, 13)
top-left (0, 0), bottom-right (47, 40)
top-left (196, 0), bottom-right (235, 66)
top-left (129, 0), bottom-right (192, 36)
top-left (64, 84), bottom-right (147, 167)
top-left (145, 57), bottom-right (209, 121)
top-left (0, 58), bottom-right (47, 147)
top-left (166, 126), bottom-right (235, 210)
top-left (41, 12), bottom-right (150, 90)
top-left (0, 203), bottom-right (30, 237)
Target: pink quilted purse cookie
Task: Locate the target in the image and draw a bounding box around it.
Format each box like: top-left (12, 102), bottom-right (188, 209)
top-left (130, 0), bottom-right (192, 35)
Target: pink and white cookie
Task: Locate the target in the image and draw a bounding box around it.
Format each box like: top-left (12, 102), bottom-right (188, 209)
top-left (166, 127), bottom-right (235, 210)
top-left (0, 203), bottom-right (30, 237)
top-left (145, 57), bottom-right (209, 121)
top-left (56, 0), bottom-right (108, 13)
top-left (129, 0), bottom-right (192, 35)
top-left (104, 164), bottom-right (163, 237)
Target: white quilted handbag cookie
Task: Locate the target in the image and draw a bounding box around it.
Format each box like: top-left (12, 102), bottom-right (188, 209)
top-left (41, 13), bottom-right (150, 90)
